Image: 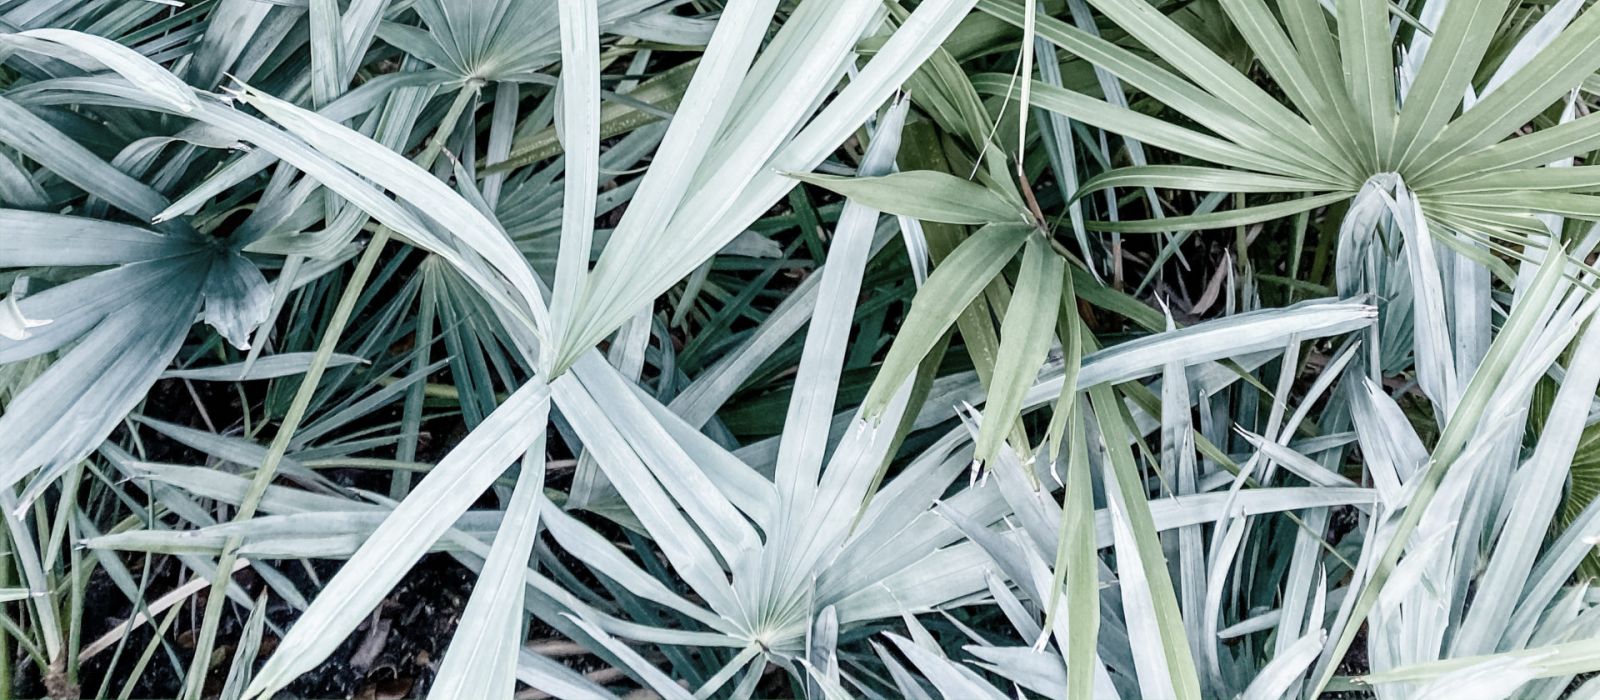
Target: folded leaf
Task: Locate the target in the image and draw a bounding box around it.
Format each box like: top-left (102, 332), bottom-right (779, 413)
top-left (789, 170), bottom-right (1027, 225)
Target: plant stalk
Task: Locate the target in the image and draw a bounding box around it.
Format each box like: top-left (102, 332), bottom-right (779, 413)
top-left (181, 229), bottom-right (393, 700)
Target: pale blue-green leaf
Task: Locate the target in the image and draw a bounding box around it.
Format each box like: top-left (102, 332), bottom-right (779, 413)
top-left (185, 0), bottom-right (272, 88)
top-left (0, 260), bottom-right (205, 497)
top-left (0, 210), bottom-right (197, 266)
top-left (130, 418), bottom-right (334, 496)
top-left (562, 613), bottom-right (696, 700)
top-left (548, 0), bottom-right (603, 350)
top-left (0, 95), bottom-right (175, 223)
top-left (788, 171), bottom-right (1025, 226)
top-left (161, 353), bottom-right (367, 381)
top-left (0, 279), bottom-right (49, 342)
top-left (200, 251), bottom-right (272, 351)
top-left (886, 633), bottom-right (1009, 700)
top-left (557, 0), bottom-right (980, 368)
top-left (9, 29), bottom-right (197, 112)
top-left (243, 380), bottom-right (552, 699)
top-left (569, 353), bottom-right (759, 565)
top-left (1241, 630), bottom-right (1325, 700)
top-left (1455, 315), bottom-right (1600, 655)
top-left (234, 87), bottom-right (552, 339)
top-left (548, 367), bottom-right (743, 617)
top-left (1416, 4), bottom-right (1600, 174)
top-left (429, 427), bottom-right (550, 700)
top-left (539, 496), bottom-right (728, 630)
top-left (517, 649), bottom-right (618, 700)
top-left (772, 96), bottom-right (908, 538)
top-left (871, 641), bottom-right (936, 700)
top-left (218, 594), bottom-right (270, 700)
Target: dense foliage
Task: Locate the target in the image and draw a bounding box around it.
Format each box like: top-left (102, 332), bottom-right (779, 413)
top-left (3, 0), bottom-right (1600, 698)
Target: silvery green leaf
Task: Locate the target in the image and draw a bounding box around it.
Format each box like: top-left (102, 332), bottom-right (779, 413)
top-left (806, 606), bottom-right (840, 699)
top-left (130, 418), bottom-right (334, 495)
top-left (886, 633), bottom-right (1010, 700)
top-left (0, 259), bottom-right (206, 497)
top-left (185, 0), bottom-right (273, 87)
top-left (1240, 630), bottom-right (1324, 700)
top-left (772, 95), bottom-right (908, 537)
top-left (517, 649), bottom-right (619, 700)
top-left (429, 436), bottom-right (550, 699)
top-left (0, 95), bottom-right (175, 223)
top-left (788, 170), bottom-right (1026, 226)
top-left (547, 367), bottom-right (743, 617)
top-left (8, 29), bottom-right (198, 113)
top-left (548, 0), bottom-right (603, 351)
top-left (1238, 430), bottom-right (1360, 489)
top-left (243, 380), bottom-right (552, 699)
top-left (984, 568), bottom-right (1041, 643)
top-left (551, 0), bottom-right (982, 368)
top-left (668, 217), bottom-right (900, 428)
top-left (201, 251), bottom-right (273, 350)
top-left (1370, 655), bottom-right (1544, 699)
top-left (83, 512), bottom-right (501, 559)
top-left (1455, 309), bottom-right (1600, 655)
top-left (539, 496), bottom-right (728, 630)
top-left (907, 301), bottom-right (1373, 433)
top-left (611, 11), bottom-right (716, 44)
top-left (566, 353), bottom-right (759, 568)
top-left (871, 641), bottom-right (936, 700)
top-left (1390, 181), bottom-right (1459, 417)
top-left (232, 87), bottom-right (552, 339)
top-left (218, 593), bottom-right (270, 700)
top-left (0, 210), bottom-right (196, 266)
top-left (1478, 0), bottom-right (1587, 100)
top-left (0, 151), bottom-right (46, 209)
top-left (0, 278), bottom-right (49, 341)
top-left (160, 353), bottom-right (367, 381)
top-left (562, 613), bottom-right (697, 700)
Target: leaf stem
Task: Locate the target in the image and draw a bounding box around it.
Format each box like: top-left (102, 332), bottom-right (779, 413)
top-left (181, 228), bottom-right (393, 700)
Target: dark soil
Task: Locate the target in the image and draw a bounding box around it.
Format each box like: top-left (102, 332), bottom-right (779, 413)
top-left (44, 368), bottom-right (486, 700)
top-left (64, 554), bottom-right (475, 700)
